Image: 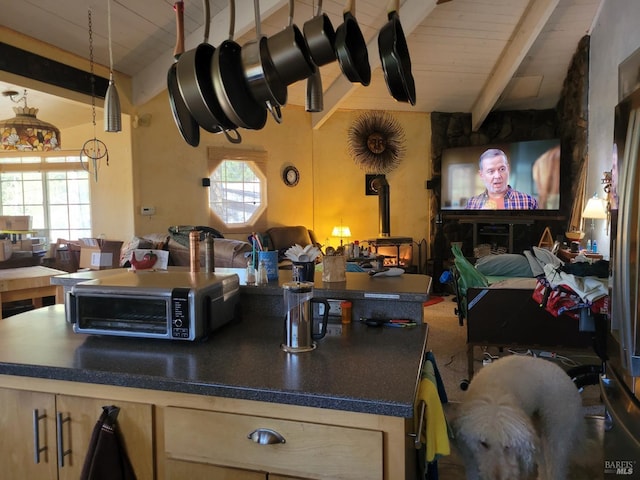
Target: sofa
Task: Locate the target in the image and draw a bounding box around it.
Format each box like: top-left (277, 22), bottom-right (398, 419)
top-left (261, 226), bottom-right (321, 260)
top-left (119, 225), bottom-right (319, 270)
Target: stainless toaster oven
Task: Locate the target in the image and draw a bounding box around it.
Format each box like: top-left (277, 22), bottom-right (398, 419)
top-left (68, 271), bottom-right (240, 340)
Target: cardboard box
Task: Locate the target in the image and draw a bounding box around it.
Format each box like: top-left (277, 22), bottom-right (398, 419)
top-left (43, 239), bottom-right (81, 272)
top-left (0, 215), bottom-right (32, 231)
top-left (79, 238), bottom-right (124, 270)
top-left (11, 239), bottom-right (35, 251)
top-left (0, 239), bottom-right (13, 261)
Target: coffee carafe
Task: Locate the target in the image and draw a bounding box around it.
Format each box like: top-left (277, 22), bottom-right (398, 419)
top-left (281, 281), bottom-right (329, 353)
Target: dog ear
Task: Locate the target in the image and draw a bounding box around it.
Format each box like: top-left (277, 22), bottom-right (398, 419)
top-left (497, 404), bottom-right (539, 471)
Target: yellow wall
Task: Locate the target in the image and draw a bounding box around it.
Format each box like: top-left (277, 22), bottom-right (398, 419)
top-left (312, 111), bottom-right (431, 248)
top-left (131, 91), bottom-right (433, 253)
top-left (64, 119), bottom-right (135, 241)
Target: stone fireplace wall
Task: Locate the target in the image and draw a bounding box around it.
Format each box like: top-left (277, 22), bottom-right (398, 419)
top-left (429, 35), bottom-right (590, 261)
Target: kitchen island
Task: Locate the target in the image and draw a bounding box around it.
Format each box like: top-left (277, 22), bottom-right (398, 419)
top-left (0, 280), bottom-right (429, 480)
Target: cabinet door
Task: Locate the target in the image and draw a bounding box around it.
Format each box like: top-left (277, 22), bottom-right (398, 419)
top-left (56, 395), bottom-right (154, 480)
top-left (0, 387), bottom-right (58, 479)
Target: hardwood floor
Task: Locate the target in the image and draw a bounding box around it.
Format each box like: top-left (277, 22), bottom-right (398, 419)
top-left (423, 294), bottom-right (605, 480)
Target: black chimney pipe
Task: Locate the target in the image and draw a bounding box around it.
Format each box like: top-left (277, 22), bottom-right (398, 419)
top-left (372, 177), bottom-right (390, 237)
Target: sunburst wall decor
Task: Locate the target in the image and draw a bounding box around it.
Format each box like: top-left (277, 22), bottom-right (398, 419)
top-left (347, 111), bottom-right (406, 174)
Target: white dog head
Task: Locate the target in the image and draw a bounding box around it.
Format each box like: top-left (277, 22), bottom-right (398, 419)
top-left (453, 393), bottom-right (539, 480)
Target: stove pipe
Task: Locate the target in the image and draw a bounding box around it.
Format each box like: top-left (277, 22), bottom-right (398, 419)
top-left (373, 177), bottom-right (390, 237)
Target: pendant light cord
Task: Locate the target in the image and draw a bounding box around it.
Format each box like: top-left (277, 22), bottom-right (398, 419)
top-left (107, 0), bottom-right (114, 79)
top-left (88, 9), bottom-right (96, 131)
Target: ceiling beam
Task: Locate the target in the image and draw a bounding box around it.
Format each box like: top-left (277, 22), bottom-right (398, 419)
top-left (310, 0), bottom-right (438, 129)
top-left (132, 0), bottom-right (288, 107)
top-left (471, 0), bottom-right (559, 131)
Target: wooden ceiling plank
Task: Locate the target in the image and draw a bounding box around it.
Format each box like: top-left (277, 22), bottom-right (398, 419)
top-left (470, 0), bottom-right (560, 131)
top-left (132, 0), bottom-right (287, 107)
top-left (311, 0), bottom-right (438, 129)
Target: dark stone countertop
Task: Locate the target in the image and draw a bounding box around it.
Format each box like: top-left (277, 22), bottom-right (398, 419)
top-left (0, 304), bottom-right (428, 418)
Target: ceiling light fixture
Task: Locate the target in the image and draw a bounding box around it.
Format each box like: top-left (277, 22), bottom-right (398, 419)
top-left (0, 89), bottom-right (61, 151)
top-left (81, 8), bottom-right (109, 182)
top-left (104, 0), bottom-right (122, 132)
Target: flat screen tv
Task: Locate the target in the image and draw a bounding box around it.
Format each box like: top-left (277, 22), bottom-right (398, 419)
top-left (439, 139), bottom-right (562, 217)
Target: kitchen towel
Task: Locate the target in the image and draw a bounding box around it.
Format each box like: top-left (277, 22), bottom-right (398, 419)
top-left (81, 405), bottom-right (136, 480)
top-left (415, 354), bottom-right (451, 465)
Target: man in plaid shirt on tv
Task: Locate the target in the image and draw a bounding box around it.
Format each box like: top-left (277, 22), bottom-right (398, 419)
top-left (465, 148), bottom-right (538, 210)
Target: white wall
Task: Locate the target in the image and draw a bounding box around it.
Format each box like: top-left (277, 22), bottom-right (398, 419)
top-left (589, 0), bottom-right (640, 258)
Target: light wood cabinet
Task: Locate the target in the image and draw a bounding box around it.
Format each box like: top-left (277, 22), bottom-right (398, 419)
top-left (0, 387), bottom-right (153, 479)
top-left (0, 388), bottom-right (57, 479)
top-left (163, 407), bottom-right (384, 480)
top-left (0, 376), bottom-right (415, 480)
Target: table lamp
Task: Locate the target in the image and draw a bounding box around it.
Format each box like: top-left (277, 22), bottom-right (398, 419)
top-left (331, 225), bottom-right (351, 247)
top-left (582, 193), bottom-right (607, 250)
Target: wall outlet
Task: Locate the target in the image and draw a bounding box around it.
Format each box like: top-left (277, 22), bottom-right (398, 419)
top-left (140, 206), bottom-right (156, 216)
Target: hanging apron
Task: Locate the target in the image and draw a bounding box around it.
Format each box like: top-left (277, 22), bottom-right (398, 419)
top-left (81, 405), bottom-right (136, 480)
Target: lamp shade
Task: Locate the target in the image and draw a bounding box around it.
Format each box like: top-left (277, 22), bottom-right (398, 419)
top-left (331, 225), bottom-right (352, 238)
top-left (582, 195), bottom-right (607, 219)
top-left (0, 106), bottom-right (61, 151)
top-left (104, 77), bottom-right (122, 132)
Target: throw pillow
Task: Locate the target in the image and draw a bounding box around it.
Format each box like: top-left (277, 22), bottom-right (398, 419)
top-left (474, 253), bottom-right (533, 277)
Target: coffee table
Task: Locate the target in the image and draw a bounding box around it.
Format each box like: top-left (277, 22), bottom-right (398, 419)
top-left (0, 266), bottom-right (66, 319)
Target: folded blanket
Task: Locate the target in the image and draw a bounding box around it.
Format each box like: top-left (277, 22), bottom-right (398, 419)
top-left (543, 263), bottom-right (608, 303)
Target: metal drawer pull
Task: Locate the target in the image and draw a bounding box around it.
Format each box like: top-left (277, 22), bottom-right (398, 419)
top-left (408, 400), bottom-right (426, 449)
top-left (56, 412), bottom-right (72, 467)
top-left (248, 428), bottom-right (286, 445)
top-left (33, 409), bottom-right (48, 464)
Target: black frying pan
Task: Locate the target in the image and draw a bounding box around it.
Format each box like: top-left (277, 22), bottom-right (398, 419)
top-left (241, 0), bottom-right (286, 124)
top-left (334, 0), bottom-right (371, 86)
top-left (167, 2), bottom-right (199, 147)
top-left (378, 0), bottom-right (415, 105)
top-left (176, 0), bottom-right (241, 143)
top-left (212, 0), bottom-right (267, 131)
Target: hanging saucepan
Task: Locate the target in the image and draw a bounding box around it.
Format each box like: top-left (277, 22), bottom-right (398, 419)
top-left (378, 0), bottom-right (416, 105)
top-left (334, 0), bottom-right (371, 86)
top-left (212, 0), bottom-right (267, 130)
top-left (167, 1), bottom-right (199, 147)
top-left (176, 0), bottom-right (241, 143)
top-left (303, 0), bottom-right (336, 67)
top-left (267, 0), bottom-right (316, 86)
top-left (241, 0), bottom-right (286, 124)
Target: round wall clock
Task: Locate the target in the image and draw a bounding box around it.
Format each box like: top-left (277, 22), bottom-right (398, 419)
top-left (283, 165), bottom-right (299, 186)
top-left (347, 111), bottom-right (406, 174)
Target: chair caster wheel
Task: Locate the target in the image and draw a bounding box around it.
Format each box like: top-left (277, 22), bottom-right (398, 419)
top-left (459, 379), bottom-right (470, 391)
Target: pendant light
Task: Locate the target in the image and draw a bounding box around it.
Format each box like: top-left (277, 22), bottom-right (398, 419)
top-left (104, 0), bottom-right (122, 132)
top-left (0, 89), bottom-right (61, 151)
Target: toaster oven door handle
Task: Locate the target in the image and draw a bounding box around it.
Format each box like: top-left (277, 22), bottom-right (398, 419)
top-left (66, 292), bottom-right (77, 324)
